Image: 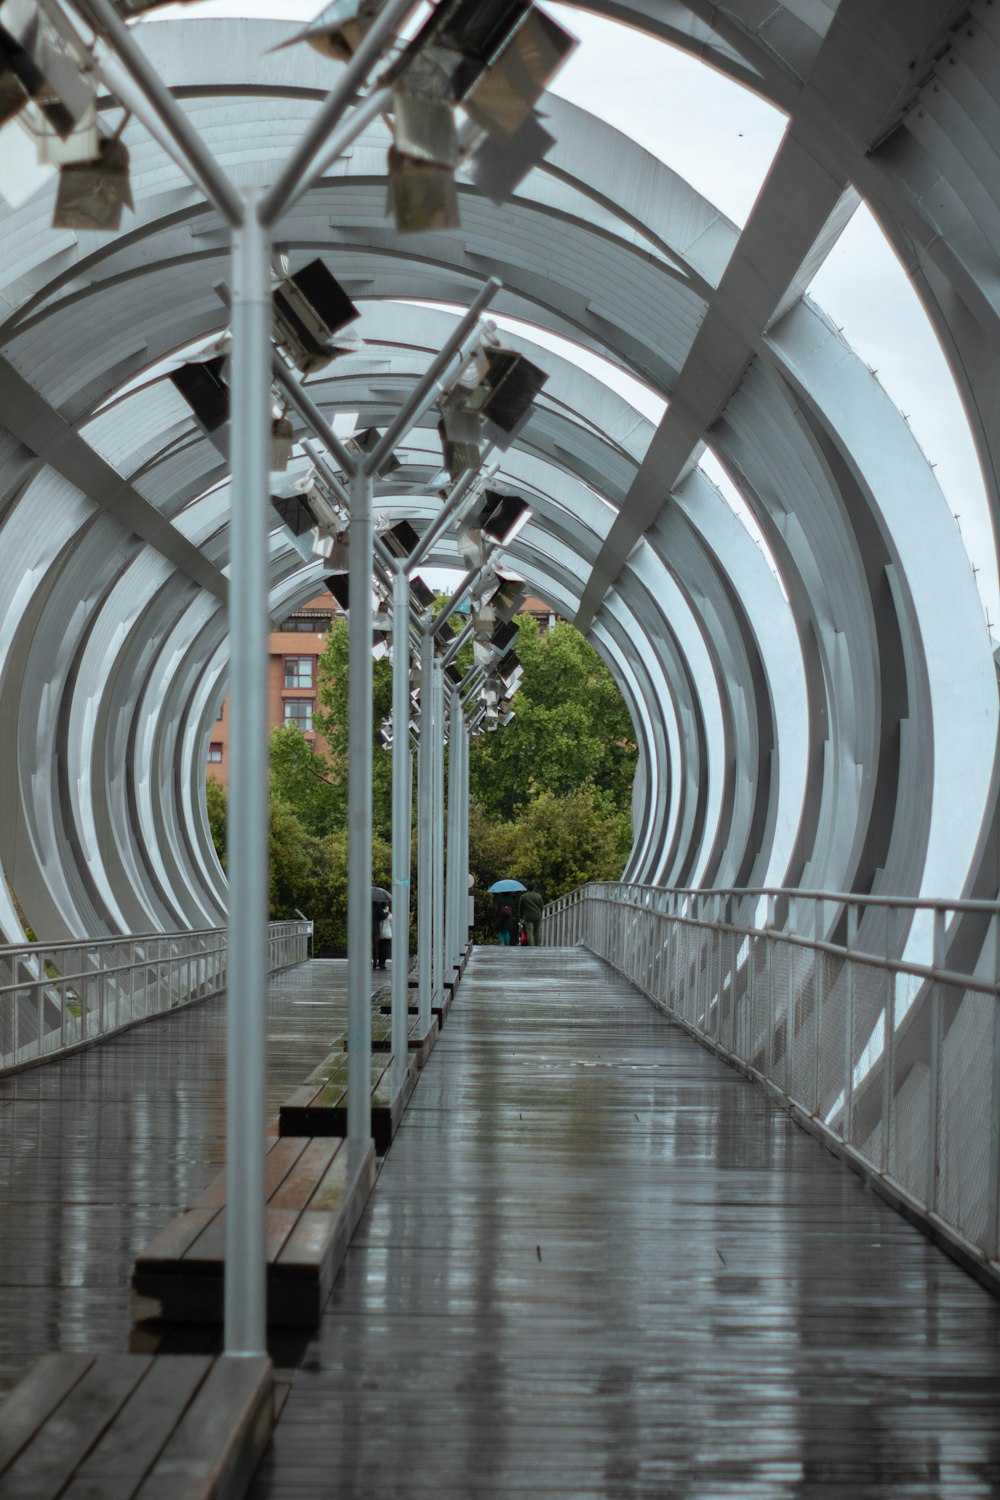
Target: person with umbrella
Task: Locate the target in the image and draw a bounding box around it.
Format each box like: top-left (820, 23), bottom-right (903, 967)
top-left (488, 879), bottom-right (525, 948)
top-left (371, 886), bottom-right (391, 969)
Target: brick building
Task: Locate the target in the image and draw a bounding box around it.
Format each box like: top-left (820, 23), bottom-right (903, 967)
top-left (206, 591), bottom-right (556, 787)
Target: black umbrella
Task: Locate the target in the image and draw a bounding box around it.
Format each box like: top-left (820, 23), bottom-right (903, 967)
top-left (371, 886), bottom-right (391, 903)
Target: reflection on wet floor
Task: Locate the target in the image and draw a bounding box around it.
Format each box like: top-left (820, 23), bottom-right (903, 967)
top-left (0, 959), bottom-right (351, 1393)
top-left (3, 947), bottom-right (1000, 1496)
top-left (252, 949), bottom-right (1000, 1500)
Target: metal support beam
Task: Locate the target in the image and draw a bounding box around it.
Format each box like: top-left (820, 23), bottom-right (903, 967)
top-left (432, 659), bottom-right (446, 1006)
top-left (224, 193), bottom-right (271, 1357)
top-left (367, 279), bottom-right (502, 477)
top-left (391, 567), bottom-right (411, 1061)
top-left (417, 627), bottom-right (434, 1032)
top-left (347, 466), bottom-right (374, 1141)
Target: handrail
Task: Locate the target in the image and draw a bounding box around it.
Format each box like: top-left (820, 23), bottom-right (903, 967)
top-left (0, 920), bottom-right (311, 1076)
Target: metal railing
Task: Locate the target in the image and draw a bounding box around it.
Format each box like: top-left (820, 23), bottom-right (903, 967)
top-left (543, 883), bottom-right (1000, 1283)
top-left (0, 919), bottom-right (311, 1076)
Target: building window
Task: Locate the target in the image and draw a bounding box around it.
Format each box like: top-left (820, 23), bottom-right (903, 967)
top-left (284, 699), bottom-right (314, 732)
top-left (284, 655), bottom-right (314, 688)
top-left (282, 614), bottom-right (332, 633)
top-left (208, 742), bottom-right (223, 763)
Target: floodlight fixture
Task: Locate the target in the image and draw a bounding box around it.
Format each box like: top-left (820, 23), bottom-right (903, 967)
top-left (387, 145), bottom-right (460, 233)
top-left (346, 426), bottom-right (402, 479)
top-left (490, 571), bottom-right (526, 623)
top-left (491, 619), bottom-right (519, 656)
top-left (53, 135), bottom-right (133, 230)
top-left (466, 488), bottom-right (531, 545)
top-left (409, 575), bottom-right (435, 611)
top-left (437, 413), bottom-right (480, 480)
top-left (381, 519), bottom-right (421, 559)
top-left (272, 258), bottom-right (360, 374)
top-left (392, 88), bottom-right (458, 167)
top-left (169, 355), bottom-right (229, 435)
top-left (463, 346), bottom-right (546, 447)
top-left (276, 0), bottom-right (385, 61)
top-left (31, 99), bottom-right (99, 165)
top-left (1, 3), bottom-right (93, 130)
top-left (271, 414), bottom-right (294, 472)
top-left (326, 574), bottom-right (350, 611)
top-left (463, 5), bottom-right (577, 141)
top-left (464, 109), bottom-right (554, 204)
top-left (395, 0), bottom-right (531, 104)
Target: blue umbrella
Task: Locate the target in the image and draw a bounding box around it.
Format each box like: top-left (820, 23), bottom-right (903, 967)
top-left (488, 879), bottom-right (526, 893)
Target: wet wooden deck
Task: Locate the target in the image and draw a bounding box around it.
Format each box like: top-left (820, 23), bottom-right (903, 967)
top-left (253, 948), bottom-right (1000, 1499)
top-left (2, 947), bottom-right (1000, 1495)
top-left (0, 959), bottom-right (357, 1394)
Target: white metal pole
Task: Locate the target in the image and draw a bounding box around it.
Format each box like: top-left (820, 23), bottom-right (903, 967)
top-left (417, 628), bottom-right (434, 1032)
top-left (347, 467), bottom-right (374, 1141)
top-left (446, 685), bottom-right (462, 976)
top-left (391, 568), bottom-right (411, 1061)
top-left (225, 193), bottom-right (270, 1357)
top-left (463, 718), bottom-right (471, 960)
top-left (432, 662), bottom-right (446, 1005)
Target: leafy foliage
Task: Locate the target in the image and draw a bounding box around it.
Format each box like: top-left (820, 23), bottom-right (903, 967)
top-left (212, 608), bottom-right (636, 950)
top-left (469, 616), bottom-right (636, 820)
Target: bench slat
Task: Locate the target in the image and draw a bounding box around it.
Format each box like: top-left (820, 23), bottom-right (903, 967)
top-left (134, 1356), bottom-right (272, 1500)
top-left (269, 1138), bottom-right (342, 1211)
top-left (64, 1356), bottom-right (212, 1496)
top-left (0, 1354), bottom-right (95, 1476)
top-left (0, 1356), bottom-right (152, 1499)
top-left (136, 1208), bottom-right (217, 1270)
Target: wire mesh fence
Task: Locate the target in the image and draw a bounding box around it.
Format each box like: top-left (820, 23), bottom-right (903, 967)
top-left (0, 920), bottom-right (310, 1075)
top-left (542, 883), bottom-right (1000, 1273)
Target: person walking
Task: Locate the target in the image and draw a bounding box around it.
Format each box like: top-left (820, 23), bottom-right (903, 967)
top-left (495, 897), bottom-right (514, 946)
top-left (518, 886), bottom-right (544, 946)
top-left (377, 906), bottom-right (392, 970)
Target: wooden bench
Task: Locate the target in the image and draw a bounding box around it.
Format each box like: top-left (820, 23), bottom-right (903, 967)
top-left (279, 1048), bottom-right (420, 1153)
top-left (0, 1352), bottom-right (271, 1499)
top-left (131, 1135), bottom-right (375, 1328)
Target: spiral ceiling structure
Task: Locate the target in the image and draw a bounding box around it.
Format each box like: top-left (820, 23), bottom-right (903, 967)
top-left (0, 1), bottom-right (998, 973)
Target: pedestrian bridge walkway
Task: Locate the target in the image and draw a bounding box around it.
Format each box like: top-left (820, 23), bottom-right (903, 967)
top-left (2, 947), bottom-right (1000, 1496)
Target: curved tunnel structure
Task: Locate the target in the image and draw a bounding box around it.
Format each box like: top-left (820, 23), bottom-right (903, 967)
top-left (1, 1), bottom-right (999, 978)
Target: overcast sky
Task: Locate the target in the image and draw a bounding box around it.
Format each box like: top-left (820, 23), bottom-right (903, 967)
top-left (147, 1), bottom-right (998, 629)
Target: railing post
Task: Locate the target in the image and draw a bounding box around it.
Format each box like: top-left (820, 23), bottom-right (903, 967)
top-left (417, 628), bottom-right (434, 1032)
top-left (843, 902), bottom-right (857, 1143)
top-left (391, 566), bottom-right (411, 1061)
top-left (881, 905), bottom-right (897, 1175)
top-left (765, 892), bottom-right (775, 1079)
top-left (813, 897), bottom-right (822, 1114)
top-left (990, 912), bottom-right (1000, 1262)
top-left (926, 906), bottom-right (944, 1213)
top-left (785, 899), bottom-right (796, 1096)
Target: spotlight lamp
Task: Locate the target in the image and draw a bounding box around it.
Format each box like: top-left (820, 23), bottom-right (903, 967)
top-left (326, 573), bottom-right (350, 611)
top-left (277, 0), bottom-right (385, 60)
top-left (465, 488), bottom-right (531, 545)
top-left (464, 108), bottom-right (554, 205)
top-left (491, 619), bottom-right (519, 656)
top-left (381, 519), bottom-right (421, 559)
top-left (346, 427), bottom-right (401, 479)
top-left (464, 346), bottom-right (547, 447)
top-left (488, 570), bottom-right (526, 623)
top-left (53, 132), bottom-right (133, 229)
top-left (437, 411), bottom-right (481, 480)
top-left (169, 354), bottom-right (230, 436)
top-left (409, 575), bottom-right (435, 612)
top-left (271, 412), bottom-right (294, 472)
top-left (272, 258), bottom-right (360, 374)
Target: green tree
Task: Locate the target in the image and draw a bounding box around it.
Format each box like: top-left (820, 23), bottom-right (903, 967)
top-left (469, 616), bottom-right (636, 820)
top-left (315, 618), bottom-right (394, 840)
top-left (268, 723), bottom-right (342, 836)
top-left (205, 777), bottom-right (227, 868)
